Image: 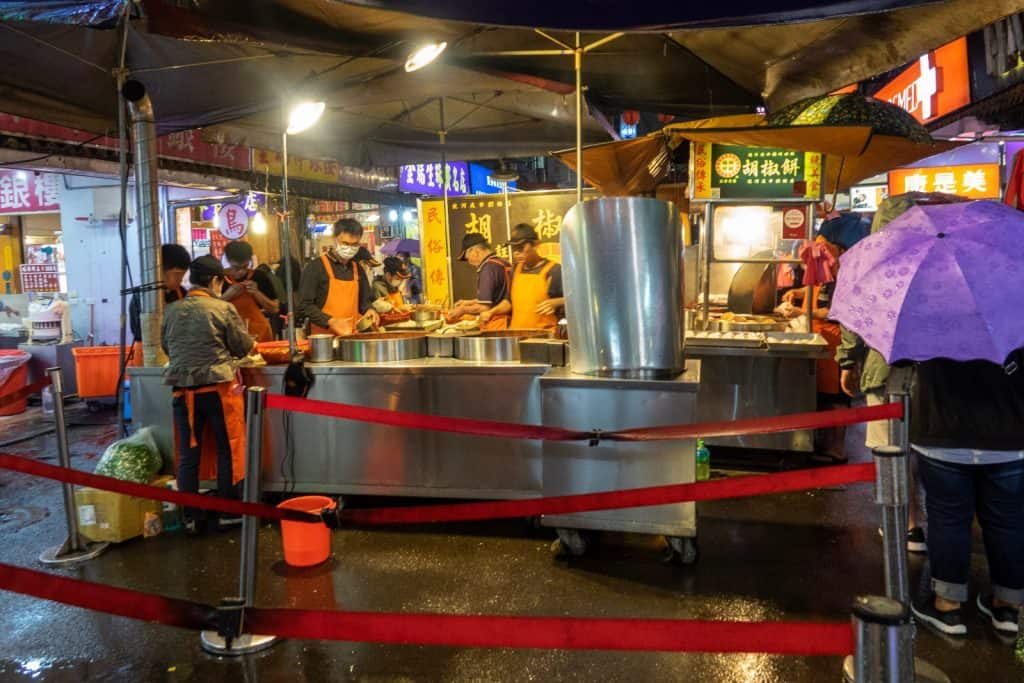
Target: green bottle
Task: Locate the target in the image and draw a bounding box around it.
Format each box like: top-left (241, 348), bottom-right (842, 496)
top-left (695, 439), bottom-right (711, 481)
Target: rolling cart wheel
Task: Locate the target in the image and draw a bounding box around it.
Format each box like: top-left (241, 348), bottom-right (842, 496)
top-left (552, 528), bottom-right (590, 558)
top-left (662, 536), bottom-right (699, 566)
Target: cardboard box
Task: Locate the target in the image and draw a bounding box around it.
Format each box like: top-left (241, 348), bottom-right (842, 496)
top-left (75, 475), bottom-right (172, 543)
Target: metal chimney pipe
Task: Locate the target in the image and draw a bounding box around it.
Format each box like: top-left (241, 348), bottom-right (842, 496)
top-left (123, 80), bottom-right (166, 367)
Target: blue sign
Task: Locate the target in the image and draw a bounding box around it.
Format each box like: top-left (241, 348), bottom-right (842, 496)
top-left (399, 161), bottom-right (470, 196)
top-left (468, 163), bottom-right (517, 194)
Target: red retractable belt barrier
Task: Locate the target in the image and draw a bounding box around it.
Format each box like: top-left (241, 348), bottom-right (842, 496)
top-left (0, 453), bottom-right (319, 523)
top-left (339, 463), bottom-right (876, 525)
top-left (267, 394), bottom-right (903, 443)
top-left (0, 562), bottom-right (854, 655)
top-left (0, 452), bottom-right (875, 527)
top-left (0, 376), bottom-right (52, 410)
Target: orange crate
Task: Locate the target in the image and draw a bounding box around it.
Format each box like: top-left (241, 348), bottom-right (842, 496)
top-left (72, 346), bottom-right (122, 399)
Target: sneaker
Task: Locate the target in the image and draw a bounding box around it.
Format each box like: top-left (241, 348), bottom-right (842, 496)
top-left (184, 518), bottom-right (207, 537)
top-left (906, 527), bottom-right (927, 553)
top-left (977, 594), bottom-right (1020, 634)
top-left (911, 597), bottom-right (967, 636)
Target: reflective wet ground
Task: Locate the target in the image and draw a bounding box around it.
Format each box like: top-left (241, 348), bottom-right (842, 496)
top-left (0, 405), bottom-right (1021, 682)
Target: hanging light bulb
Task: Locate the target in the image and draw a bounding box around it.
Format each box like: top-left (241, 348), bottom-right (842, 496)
top-left (405, 41), bottom-right (447, 72)
top-left (286, 100), bottom-right (326, 135)
top-left (252, 212), bottom-right (267, 234)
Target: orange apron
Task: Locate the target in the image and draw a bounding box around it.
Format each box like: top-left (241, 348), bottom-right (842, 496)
top-left (226, 271), bottom-right (272, 342)
top-left (510, 260), bottom-right (558, 330)
top-left (386, 289), bottom-right (405, 309)
top-left (479, 255), bottom-right (510, 331)
top-left (812, 285), bottom-right (842, 395)
top-left (170, 291), bottom-right (246, 484)
top-left (311, 253), bottom-right (360, 335)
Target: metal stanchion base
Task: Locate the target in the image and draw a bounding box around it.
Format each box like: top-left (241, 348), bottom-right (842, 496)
top-left (842, 655), bottom-right (951, 683)
top-left (39, 538), bottom-right (108, 565)
top-left (200, 631), bottom-right (277, 656)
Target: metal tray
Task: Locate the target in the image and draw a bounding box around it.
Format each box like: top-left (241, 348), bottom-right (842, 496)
top-left (764, 332), bottom-right (828, 352)
top-left (337, 332), bottom-right (427, 363)
top-left (685, 333), bottom-right (765, 348)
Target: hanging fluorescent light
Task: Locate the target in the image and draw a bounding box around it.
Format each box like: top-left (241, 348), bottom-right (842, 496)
top-left (286, 100), bottom-right (326, 135)
top-left (251, 212), bottom-right (267, 234)
top-left (405, 41), bottom-right (447, 73)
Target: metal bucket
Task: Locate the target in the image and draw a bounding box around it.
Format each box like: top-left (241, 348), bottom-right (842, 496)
top-left (561, 197), bottom-right (683, 379)
top-left (308, 334), bottom-right (335, 363)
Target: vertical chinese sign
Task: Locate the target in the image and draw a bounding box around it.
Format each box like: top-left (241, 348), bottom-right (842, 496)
top-left (689, 143), bottom-right (823, 201)
top-left (419, 199), bottom-right (450, 306)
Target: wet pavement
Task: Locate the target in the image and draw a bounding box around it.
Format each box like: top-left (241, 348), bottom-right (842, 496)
top-left (1, 405), bottom-right (1022, 682)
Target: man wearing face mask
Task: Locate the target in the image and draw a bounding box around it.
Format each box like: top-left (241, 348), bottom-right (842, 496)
top-left (161, 255), bottom-right (256, 534)
top-left (447, 233), bottom-right (510, 330)
top-left (372, 256), bottom-right (413, 309)
top-left (299, 218), bottom-right (380, 335)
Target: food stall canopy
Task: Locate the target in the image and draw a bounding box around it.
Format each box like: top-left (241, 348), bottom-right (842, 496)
top-left (0, 0), bottom-right (1012, 166)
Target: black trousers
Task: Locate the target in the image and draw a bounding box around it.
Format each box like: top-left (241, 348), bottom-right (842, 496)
top-left (172, 390), bottom-right (237, 520)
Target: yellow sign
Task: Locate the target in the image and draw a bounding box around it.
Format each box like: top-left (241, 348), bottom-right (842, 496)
top-left (252, 149), bottom-right (340, 183)
top-left (419, 199), bottom-right (450, 305)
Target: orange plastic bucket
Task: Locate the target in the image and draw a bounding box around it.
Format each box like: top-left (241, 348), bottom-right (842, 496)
top-left (71, 346), bottom-right (121, 398)
top-left (0, 350), bottom-right (30, 416)
top-left (278, 496), bottom-right (336, 567)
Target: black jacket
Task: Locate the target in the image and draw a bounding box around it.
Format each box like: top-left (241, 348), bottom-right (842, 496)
top-left (910, 355), bottom-right (1024, 451)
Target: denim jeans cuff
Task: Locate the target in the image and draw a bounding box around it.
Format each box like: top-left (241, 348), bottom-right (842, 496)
top-left (931, 578), bottom-right (968, 603)
top-left (994, 585), bottom-right (1024, 606)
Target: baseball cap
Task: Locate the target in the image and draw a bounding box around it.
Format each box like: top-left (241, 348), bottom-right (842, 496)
top-left (458, 232), bottom-right (488, 261)
top-left (382, 256), bottom-right (411, 278)
top-left (189, 255), bottom-right (224, 281)
top-left (508, 223), bottom-right (539, 247)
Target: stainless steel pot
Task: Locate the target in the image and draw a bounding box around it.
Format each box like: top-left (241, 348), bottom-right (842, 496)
top-left (454, 329), bottom-right (551, 363)
top-left (308, 334), bottom-right (336, 363)
top-left (337, 332), bottom-right (427, 363)
top-left (412, 309), bottom-right (441, 323)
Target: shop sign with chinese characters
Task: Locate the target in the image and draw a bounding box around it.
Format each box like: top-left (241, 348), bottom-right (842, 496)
top-left (253, 149), bottom-right (340, 183)
top-left (19, 264), bottom-right (60, 292)
top-left (216, 203), bottom-right (249, 239)
top-left (887, 164), bottom-right (1000, 199)
top-left (690, 143), bottom-right (822, 201)
top-left (418, 199), bottom-right (449, 305)
top-left (399, 162), bottom-right (470, 196)
top-left (0, 171), bottom-right (61, 215)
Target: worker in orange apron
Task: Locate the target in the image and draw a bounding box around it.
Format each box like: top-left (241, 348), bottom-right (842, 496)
top-left (298, 218), bottom-right (380, 335)
top-left (162, 255), bottom-right (256, 535)
top-left (484, 223), bottom-right (564, 331)
top-left (372, 256), bottom-right (413, 310)
top-left (221, 240), bottom-right (278, 342)
top-left (447, 232), bottom-right (510, 330)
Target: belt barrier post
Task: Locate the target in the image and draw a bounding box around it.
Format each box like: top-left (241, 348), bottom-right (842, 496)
top-left (874, 445), bottom-right (910, 604)
top-left (842, 595), bottom-right (914, 683)
top-left (200, 386), bottom-right (277, 656)
top-left (39, 367), bottom-right (109, 565)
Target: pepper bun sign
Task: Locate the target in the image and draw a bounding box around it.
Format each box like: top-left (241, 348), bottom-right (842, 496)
top-left (217, 203), bottom-right (249, 240)
top-left (690, 143), bottom-right (823, 202)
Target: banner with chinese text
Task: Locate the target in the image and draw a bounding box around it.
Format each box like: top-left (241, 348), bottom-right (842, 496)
top-left (690, 143), bottom-right (822, 201)
top-left (253, 149), bottom-right (340, 183)
top-left (887, 164), bottom-right (999, 199)
top-left (418, 199), bottom-right (450, 306)
top-left (0, 171), bottom-right (61, 215)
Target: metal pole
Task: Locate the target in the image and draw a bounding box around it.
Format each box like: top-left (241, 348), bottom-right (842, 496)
top-left (116, 75), bottom-right (129, 436)
top-left (200, 386), bottom-right (276, 655)
top-left (701, 203), bottom-right (713, 327)
top-left (874, 445), bottom-right (910, 604)
top-left (843, 595), bottom-right (914, 683)
top-left (39, 367), bottom-right (108, 564)
top-left (281, 129), bottom-right (297, 354)
top-left (574, 33), bottom-right (583, 204)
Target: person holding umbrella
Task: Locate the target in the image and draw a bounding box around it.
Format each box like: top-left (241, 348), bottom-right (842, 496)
top-left (831, 200), bottom-right (1024, 636)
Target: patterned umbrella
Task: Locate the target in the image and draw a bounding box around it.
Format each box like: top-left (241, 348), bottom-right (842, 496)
top-left (766, 93), bottom-right (932, 143)
top-left (830, 201), bottom-right (1024, 365)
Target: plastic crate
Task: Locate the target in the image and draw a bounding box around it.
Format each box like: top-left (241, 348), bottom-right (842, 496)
top-left (71, 346), bottom-right (122, 399)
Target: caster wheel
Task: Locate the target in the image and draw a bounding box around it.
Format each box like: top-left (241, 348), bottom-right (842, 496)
top-left (553, 528), bottom-right (591, 558)
top-left (662, 536), bottom-right (699, 566)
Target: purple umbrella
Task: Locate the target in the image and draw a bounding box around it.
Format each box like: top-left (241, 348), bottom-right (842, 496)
top-left (379, 238), bottom-right (420, 257)
top-left (831, 201), bottom-right (1024, 365)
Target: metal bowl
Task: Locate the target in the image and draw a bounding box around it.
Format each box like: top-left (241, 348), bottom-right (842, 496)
top-left (454, 330), bottom-right (551, 362)
top-left (337, 332), bottom-right (427, 363)
top-left (412, 309), bottom-right (441, 323)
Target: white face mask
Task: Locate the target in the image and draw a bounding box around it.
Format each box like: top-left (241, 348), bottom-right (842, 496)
top-left (337, 244), bottom-right (360, 261)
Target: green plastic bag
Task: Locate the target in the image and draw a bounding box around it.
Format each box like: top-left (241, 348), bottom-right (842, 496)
top-left (95, 426), bottom-right (162, 484)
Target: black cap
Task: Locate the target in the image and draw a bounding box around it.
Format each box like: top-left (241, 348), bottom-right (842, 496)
top-left (458, 233), bottom-right (488, 261)
top-left (382, 256), bottom-right (411, 278)
top-left (508, 223), bottom-right (539, 247)
top-left (354, 246), bottom-right (380, 268)
top-left (189, 255), bottom-right (224, 281)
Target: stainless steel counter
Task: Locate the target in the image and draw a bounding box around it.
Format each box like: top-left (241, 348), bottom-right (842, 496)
top-left (685, 344), bottom-right (823, 452)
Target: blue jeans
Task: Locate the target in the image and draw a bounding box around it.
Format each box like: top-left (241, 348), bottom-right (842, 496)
top-left (917, 454), bottom-right (1024, 605)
